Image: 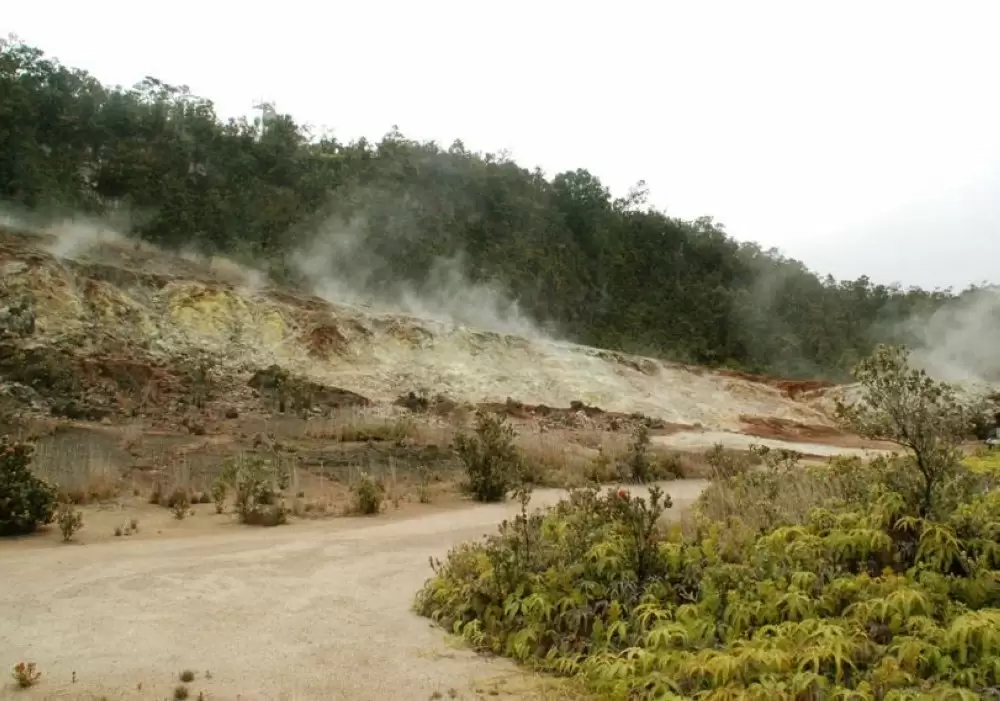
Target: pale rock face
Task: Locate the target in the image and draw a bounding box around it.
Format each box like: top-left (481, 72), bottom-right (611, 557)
top-left (0, 226), bottom-right (841, 431)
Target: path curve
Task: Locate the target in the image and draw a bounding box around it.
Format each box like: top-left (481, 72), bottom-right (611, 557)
top-left (0, 481), bottom-right (708, 701)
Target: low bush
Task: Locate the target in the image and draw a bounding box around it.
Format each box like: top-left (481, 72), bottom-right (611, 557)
top-left (0, 437), bottom-right (58, 536)
top-left (454, 411), bottom-right (522, 502)
top-left (219, 454), bottom-right (290, 526)
top-left (211, 479), bottom-right (227, 513)
top-left (56, 504), bottom-right (83, 541)
top-left (11, 662), bottom-right (41, 688)
top-left (351, 471), bottom-right (384, 515)
top-left (170, 491), bottom-right (191, 520)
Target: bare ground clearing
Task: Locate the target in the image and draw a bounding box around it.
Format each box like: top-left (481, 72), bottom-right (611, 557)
top-left (0, 480), bottom-right (708, 701)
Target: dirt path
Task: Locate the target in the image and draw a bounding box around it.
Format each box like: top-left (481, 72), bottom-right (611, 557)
top-left (654, 430), bottom-right (895, 459)
top-left (0, 481), bottom-right (708, 701)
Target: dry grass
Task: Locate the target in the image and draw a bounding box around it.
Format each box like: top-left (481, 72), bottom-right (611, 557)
top-left (514, 428), bottom-right (713, 487)
top-left (30, 434), bottom-right (125, 504)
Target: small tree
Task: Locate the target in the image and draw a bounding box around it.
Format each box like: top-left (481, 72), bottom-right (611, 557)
top-left (0, 437), bottom-right (57, 535)
top-left (620, 424), bottom-right (652, 483)
top-left (454, 411), bottom-right (522, 502)
top-left (837, 344), bottom-right (977, 517)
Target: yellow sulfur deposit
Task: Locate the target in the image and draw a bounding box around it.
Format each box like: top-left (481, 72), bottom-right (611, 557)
top-left (166, 284), bottom-right (252, 344)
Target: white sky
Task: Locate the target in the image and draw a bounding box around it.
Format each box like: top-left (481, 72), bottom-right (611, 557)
top-left (5, 0), bottom-right (1000, 291)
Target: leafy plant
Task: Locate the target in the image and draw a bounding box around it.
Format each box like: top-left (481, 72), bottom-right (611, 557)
top-left (11, 662), bottom-right (41, 688)
top-left (170, 491), bottom-right (191, 520)
top-left (178, 669), bottom-right (195, 683)
top-left (173, 684), bottom-right (189, 700)
top-left (56, 504), bottom-right (83, 541)
top-left (211, 479), bottom-right (227, 514)
top-left (416, 465), bottom-right (433, 504)
top-left (619, 424), bottom-right (653, 483)
top-left (351, 472), bottom-right (384, 515)
top-left (219, 455), bottom-right (289, 526)
top-left (454, 411), bottom-right (522, 502)
top-left (0, 437), bottom-right (57, 536)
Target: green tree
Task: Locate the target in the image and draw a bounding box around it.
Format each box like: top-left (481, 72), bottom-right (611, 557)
top-left (837, 345), bottom-right (978, 516)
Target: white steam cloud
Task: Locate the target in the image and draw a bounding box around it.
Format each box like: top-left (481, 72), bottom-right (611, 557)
top-left (292, 214), bottom-right (546, 340)
top-left (905, 286), bottom-right (1000, 388)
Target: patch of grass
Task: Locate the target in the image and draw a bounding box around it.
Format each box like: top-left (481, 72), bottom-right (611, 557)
top-left (964, 448), bottom-right (1000, 475)
top-left (173, 684), bottom-right (189, 700)
top-left (178, 669), bottom-right (195, 683)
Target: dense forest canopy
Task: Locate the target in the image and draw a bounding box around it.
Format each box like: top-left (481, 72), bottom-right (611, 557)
top-left (0, 37), bottom-right (982, 379)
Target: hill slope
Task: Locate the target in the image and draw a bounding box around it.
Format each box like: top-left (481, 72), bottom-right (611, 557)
top-left (0, 225), bottom-right (836, 433)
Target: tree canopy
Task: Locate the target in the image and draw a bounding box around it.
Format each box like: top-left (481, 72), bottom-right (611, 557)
top-left (0, 37), bottom-right (973, 378)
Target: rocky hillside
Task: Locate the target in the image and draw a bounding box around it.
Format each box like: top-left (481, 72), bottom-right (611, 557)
top-left (0, 224), bottom-right (839, 433)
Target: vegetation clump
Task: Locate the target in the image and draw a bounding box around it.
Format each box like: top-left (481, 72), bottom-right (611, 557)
top-left (0, 436), bottom-right (57, 536)
top-left (219, 454), bottom-right (289, 526)
top-left (11, 661), bottom-right (41, 688)
top-left (415, 346), bottom-right (1000, 699)
top-left (56, 504), bottom-right (83, 541)
top-left (454, 411), bottom-right (522, 502)
top-left (351, 471), bottom-right (385, 515)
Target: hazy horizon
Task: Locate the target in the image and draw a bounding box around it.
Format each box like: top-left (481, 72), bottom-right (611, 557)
top-left (5, 0), bottom-right (999, 291)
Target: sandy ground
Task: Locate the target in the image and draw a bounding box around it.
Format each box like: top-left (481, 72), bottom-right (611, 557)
top-left (653, 430), bottom-right (897, 459)
top-left (0, 481), bottom-right (708, 701)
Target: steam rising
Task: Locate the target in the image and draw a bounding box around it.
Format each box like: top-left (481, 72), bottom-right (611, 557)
top-left (905, 286), bottom-right (1000, 387)
top-left (292, 214), bottom-right (546, 339)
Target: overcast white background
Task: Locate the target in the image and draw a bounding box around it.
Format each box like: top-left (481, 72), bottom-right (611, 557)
top-left (5, 0), bottom-right (999, 291)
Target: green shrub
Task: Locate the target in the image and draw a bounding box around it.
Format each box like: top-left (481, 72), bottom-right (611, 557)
top-left (219, 455), bottom-right (290, 526)
top-left (414, 346), bottom-right (1000, 700)
top-left (0, 437), bottom-right (57, 536)
top-left (56, 504), bottom-right (83, 541)
top-left (454, 411), bottom-right (522, 502)
top-left (211, 479), bottom-right (227, 514)
top-left (619, 424), bottom-right (653, 483)
top-left (351, 471), bottom-right (384, 515)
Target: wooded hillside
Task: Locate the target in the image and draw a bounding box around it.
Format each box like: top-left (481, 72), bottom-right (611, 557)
top-left (0, 38), bottom-right (967, 378)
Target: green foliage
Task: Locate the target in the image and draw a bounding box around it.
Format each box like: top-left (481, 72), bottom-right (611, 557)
top-left (0, 38), bottom-right (972, 380)
top-left (838, 345), bottom-right (981, 517)
top-left (210, 479), bottom-right (227, 514)
top-left (351, 471), bottom-right (385, 515)
top-left (56, 504), bottom-right (83, 541)
top-left (416, 352), bottom-right (1000, 700)
top-left (0, 436), bottom-right (57, 535)
top-left (454, 411), bottom-right (522, 502)
top-left (219, 454), bottom-right (289, 526)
